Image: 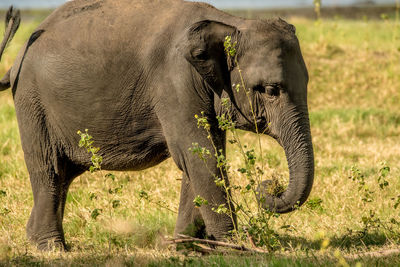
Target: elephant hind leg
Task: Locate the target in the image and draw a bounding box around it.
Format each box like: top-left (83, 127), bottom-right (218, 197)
top-left (174, 174), bottom-right (207, 239)
top-left (17, 109), bottom-right (84, 250)
top-left (25, 154), bottom-right (84, 251)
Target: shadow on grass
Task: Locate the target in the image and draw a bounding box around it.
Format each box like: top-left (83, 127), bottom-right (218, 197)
top-left (0, 254), bottom-right (330, 267)
top-left (279, 230), bottom-right (395, 251)
top-left (0, 231), bottom-right (398, 266)
top-left (3, 250), bottom-right (400, 267)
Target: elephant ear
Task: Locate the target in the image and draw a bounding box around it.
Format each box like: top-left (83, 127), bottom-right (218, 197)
top-left (179, 20), bottom-right (240, 97)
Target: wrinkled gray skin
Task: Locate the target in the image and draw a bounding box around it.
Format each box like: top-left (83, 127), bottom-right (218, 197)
top-left (0, 0), bottom-right (314, 250)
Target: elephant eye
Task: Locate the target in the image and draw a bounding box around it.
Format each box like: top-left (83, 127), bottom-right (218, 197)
top-left (265, 85), bottom-right (280, 97)
top-left (253, 84), bottom-right (281, 98)
top-left (192, 48), bottom-right (208, 60)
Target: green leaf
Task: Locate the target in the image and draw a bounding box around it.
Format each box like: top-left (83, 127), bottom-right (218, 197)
top-left (214, 178), bottom-right (225, 187)
top-left (0, 207), bottom-right (10, 216)
top-left (238, 168), bottom-right (247, 174)
top-left (105, 173), bottom-right (116, 181)
top-left (193, 195), bottom-right (208, 207)
top-left (139, 190), bottom-right (149, 200)
top-left (112, 200), bottom-right (121, 209)
top-left (212, 204), bottom-right (228, 214)
top-left (89, 192), bottom-right (97, 201)
top-left (91, 208), bottom-right (102, 220)
top-left (235, 84), bottom-right (240, 92)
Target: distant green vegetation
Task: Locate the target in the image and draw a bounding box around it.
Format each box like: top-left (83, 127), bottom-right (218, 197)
top-left (0, 9), bottom-right (400, 267)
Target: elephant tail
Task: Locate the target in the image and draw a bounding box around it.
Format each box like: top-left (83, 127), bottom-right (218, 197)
top-left (0, 6), bottom-right (20, 61)
top-left (0, 6), bottom-right (21, 91)
top-left (0, 69), bottom-right (11, 91)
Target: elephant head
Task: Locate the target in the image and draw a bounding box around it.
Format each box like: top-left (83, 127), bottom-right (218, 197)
top-left (181, 18), bottom-right (314, 213)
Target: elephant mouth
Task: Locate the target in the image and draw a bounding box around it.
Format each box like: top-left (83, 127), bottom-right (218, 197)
top-left (255, 117), bottom-right (268, 132)
top-left (257, 118), bottom-right (281, 144)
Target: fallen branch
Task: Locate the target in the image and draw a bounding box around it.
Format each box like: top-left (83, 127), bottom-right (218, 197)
top-left (246, 230), bottom-right (257, 249)
top-left (192, 243), bottom-right (215, 254)
top-left (165, 234), bottom-right (269, 254)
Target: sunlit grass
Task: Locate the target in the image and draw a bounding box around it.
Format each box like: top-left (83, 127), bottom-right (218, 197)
top-left (0, 11), bottom-right (400, 266)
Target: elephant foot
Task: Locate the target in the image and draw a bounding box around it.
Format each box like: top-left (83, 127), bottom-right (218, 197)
top-left (27, 234), bottom-right (67, 252)
top-left (37, 239), bottom-right (67, 252)
top-left (176, 217), bottom-right (207, 239)
top-left (174, 217), bottom-right (208, 252)
top-left (27, 225), bottom-right (67, 252)
top-left (27, 234), bottom-right (67, 251)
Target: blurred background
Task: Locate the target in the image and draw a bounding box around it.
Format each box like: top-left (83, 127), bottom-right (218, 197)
top-left (0, 0), bottom-right (397, 9)
top-left (0, 0), bottom-right (398, 21)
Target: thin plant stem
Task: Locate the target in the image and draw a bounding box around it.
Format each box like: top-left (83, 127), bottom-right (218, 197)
top-left (235, 60), bottom-right (265, 170)
top-left (234, 60), bottom-right (266, 214)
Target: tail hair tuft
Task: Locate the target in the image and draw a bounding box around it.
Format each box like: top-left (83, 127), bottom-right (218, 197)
top-left (4, 6), bottom-right (21, 42)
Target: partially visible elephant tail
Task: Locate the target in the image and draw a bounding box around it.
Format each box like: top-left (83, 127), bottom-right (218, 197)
top-left (0, 6), bottom-right (20, 61)
top-left (0, 6), bottom-right (21, 91)
top-left (0, 69), bottom-right (11, 91)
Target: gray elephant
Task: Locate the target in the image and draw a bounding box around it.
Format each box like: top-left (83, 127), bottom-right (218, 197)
top-left (0, 0), bottom-right (314, 251)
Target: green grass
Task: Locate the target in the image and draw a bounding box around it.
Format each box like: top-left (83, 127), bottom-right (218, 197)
top-left (1, 10), bottom-right (400, 266)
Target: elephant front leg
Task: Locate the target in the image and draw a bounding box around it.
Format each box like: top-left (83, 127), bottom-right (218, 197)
top-left (190, 172), bottom-right (236, 240)
top-left (159, 108), bottom-right (236, 240)
top-left (174, 173), bottom-right (206, 238)
top-left (169, 141), bottom-right (236, 240)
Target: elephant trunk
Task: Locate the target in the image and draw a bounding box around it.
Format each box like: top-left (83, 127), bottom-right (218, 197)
top-left (257, 106), bottom-right (314, 213)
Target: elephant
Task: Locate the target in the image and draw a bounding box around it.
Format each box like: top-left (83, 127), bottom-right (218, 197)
top-left (0, 0), bottom-right (314, 251)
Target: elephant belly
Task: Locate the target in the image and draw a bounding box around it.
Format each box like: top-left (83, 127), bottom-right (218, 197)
top-left (59, 110), bottom-right (171, 171)
top-left (97, 133), bottom-right (171, 171)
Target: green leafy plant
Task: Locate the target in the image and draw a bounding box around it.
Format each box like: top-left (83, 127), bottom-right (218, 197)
top-left (306, 197), bottom-right (324, 212)
top-left (377, 163), bottom-right (390, 189)
top-left (81, 155), bottom-right (177, 220)
top-left (78, 129), bottom-right (102, 173)
top-left (77, 129), bottom-right (127, 250)
top-left (138, 189), bottom-right (177, 213)
top-left (348, 163), bottom-right (400, 242)
top-left (349, 166), bottom-right (374, 203)
top-left (188, 36), bottom-right (289, 251)
top-left (394, 195), bottom-right (400, 210)
top-left (77, 130), bottom-right (124, 217)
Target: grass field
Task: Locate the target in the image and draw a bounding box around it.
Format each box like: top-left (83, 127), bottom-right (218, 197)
top-left (0, 9), bottom-right (400, 266)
